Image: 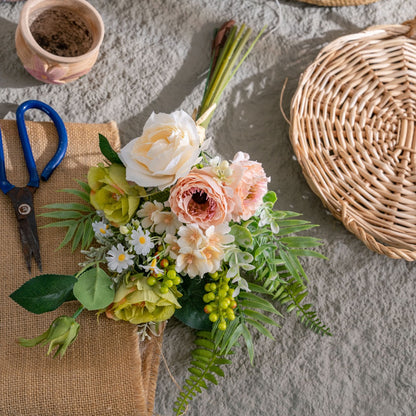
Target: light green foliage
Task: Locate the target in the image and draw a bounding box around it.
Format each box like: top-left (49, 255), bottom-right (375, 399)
top-left (40, 181), bottom-right (97, 251)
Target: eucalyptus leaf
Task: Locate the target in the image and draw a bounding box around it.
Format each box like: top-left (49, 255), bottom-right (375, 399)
top-left (10, 274), bottom-right (77, 314)
top-left (230, 224), bottom-right (253, 248)
top-left (73, 266), bottom-right (115, 310)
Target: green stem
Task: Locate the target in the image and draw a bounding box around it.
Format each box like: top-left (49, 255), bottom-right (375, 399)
top-left (200, 26), bottom-right (238, 113)
top-left (72, 306), bottom-right (84, 320)
top-left (199, 25), bottom-right (245, 118)
top-left (198, 24), bottom-right (266, 130)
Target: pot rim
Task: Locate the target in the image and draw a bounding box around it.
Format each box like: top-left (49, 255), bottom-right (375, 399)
top-left (19, 0), bottom-right (104, 63)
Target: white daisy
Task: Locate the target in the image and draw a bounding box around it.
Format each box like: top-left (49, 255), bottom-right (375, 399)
top-left (129, 227), bottom-right (154, 255)
top-left (106, 243), bottom-right (134, 273)
top-left (92, 220), bottom-right (113, 238)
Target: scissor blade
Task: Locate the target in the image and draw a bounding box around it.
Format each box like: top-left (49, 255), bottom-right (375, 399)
top-left (7, 187), bottom-right (42, 273)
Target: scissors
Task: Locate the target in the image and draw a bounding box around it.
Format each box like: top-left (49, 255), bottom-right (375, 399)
top-left (0, 100), bottom-right (68, 272)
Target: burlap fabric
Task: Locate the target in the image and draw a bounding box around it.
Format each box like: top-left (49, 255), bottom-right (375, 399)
top-left (0, 119), bottom-right (163, 416)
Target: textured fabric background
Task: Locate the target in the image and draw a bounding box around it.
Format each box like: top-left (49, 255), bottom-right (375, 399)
top-left (0, 120), bottom-right (151, 415)
top-left (0, 1), bottom-right (415, 415)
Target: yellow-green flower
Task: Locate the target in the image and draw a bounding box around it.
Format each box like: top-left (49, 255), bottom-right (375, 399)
top-left (104, 275), bottom-right (181, 324)
top-left (18, 316), bottom-right (80, 358)
top-left (88, 163), bottom-right (145, 226)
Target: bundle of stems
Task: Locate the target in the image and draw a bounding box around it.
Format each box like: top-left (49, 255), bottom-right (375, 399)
top-left (197, 20), bottom-right (265, 129)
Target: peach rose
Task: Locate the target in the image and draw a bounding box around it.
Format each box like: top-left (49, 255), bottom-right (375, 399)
top-left (229, 152), bottom-right (270, 221)
top-left (169, 168), bottom-right (233, 228)
top-left (119, 111), bottom-right (201, 190)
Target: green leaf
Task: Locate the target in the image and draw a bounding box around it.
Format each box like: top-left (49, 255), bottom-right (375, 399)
top-left (38, 210), bottom-right (84, 219)
top-left (209, 365), bottom-right (224, 377)
top-left (82, 218), bottom-right (95, 249)
top-left (243, 309), bottom-right (280, 327)
top-left (247, 282), bottom-right (270, 294)
top-left (238, 292), bottom-right (281, 315)
top-left (279, 236), bottom-right (322, 248)
top-left (241, 324), bottom-right (254, 365)
top-left (59, 188), bottom-right (90, 203)
top-left (188, 367), bottom-right (203, 377)
top-left (72, 222), bottom-right (85, 252)
top-left (75, 180), bottom-right (91, 193)
top-left (175, 275), bottom-right (211, 331)
top-left (73, 266), bottom-right (115, 310)
top-left (58, 223), bottom-right (78, 250)
top-left (194, 338), bottom-right (215, 350)
top-left (42, 202), bottom-right (92, 212)
top-left (277, 223), bottom-right (318, 236)
top-left (254, 244), bottom-right (277, 258)
top-left (230, 224), bottom-right (253, 248)
top-left (10, 274), bottom-right (76, 314)
top-left (41, 219), bottom-right (77, 229)
top-left (245, 318), bottom-right (275, 339)
top-left (99, 134), bottom-right (122, 164)
top-left (204, 373), bottom-right (218, 385)
top-left (289, 248), bottom-right (328, 259)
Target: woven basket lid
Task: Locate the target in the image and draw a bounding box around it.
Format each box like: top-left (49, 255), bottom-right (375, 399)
top-left (290, 20), bottom-right (416, 261)
top-left (298, 0), bottom-right (380, 6)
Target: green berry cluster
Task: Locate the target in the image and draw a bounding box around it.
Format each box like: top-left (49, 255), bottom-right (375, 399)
top-left (146, 250), bottom-right (181, 293)
top-left (203, 271), bottom-right (237, 331)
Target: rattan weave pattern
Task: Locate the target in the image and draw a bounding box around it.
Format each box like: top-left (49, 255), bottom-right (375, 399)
top-left (290, 22), bottom-right (416, 260)
top-left (298, 0), bottom-right (380, 6)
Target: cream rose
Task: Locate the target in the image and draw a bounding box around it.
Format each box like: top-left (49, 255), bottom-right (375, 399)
top-left (119, 111), bottom-right (201, 190)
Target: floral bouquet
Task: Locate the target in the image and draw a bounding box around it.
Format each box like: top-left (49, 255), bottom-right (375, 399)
top-left (10, 20), bottom-right (330, 415)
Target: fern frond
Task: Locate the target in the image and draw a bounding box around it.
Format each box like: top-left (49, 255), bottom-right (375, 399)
top-left (173, 331), bottom-right (232, 415)
top-left (273, 278), bottom-right (332, 336)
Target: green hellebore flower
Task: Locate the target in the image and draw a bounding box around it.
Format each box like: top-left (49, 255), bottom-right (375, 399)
top-left (88, 163), bottom-right (145, 227)
top-left (104, 276), bottom-right (181, 325)
top-left (18, 316), bottom-right (80, 358)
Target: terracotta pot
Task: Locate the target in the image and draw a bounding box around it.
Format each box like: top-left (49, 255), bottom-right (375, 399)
top-left (15, 0), bottom-right (104, 84)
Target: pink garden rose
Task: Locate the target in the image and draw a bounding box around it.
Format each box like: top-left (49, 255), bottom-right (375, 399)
top-left (228, 152), bottom-right (269, 221)
top-left (169, 168), bottom-right (233, 228)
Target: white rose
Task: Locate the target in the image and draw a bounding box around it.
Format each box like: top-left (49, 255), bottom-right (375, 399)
top-left (119, 111), bottom-right (201, 190)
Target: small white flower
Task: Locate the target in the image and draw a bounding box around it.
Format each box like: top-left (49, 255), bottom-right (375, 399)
top-left (164, 233), bottom-right (180, 259)
top-left (177, 224), bottom-right (207, 250)
top-left (137, 201), bottom-right (164, 229)
top-left (153, 210), bottom-right (182, 235)
top-left (129, 227), bottom-right (154, 255)
top-left (176, 247), bottom-right (208, 278)
top-left (210, 158), bottom-right (232, 181)
top-left (92, 220), bottom-right (113, 238)
top-left (205, 224), bottom-right (234, 247)
top-left (106, 243), bottom-right (134, 273)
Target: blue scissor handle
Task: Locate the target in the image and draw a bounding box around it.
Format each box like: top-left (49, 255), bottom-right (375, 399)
top-left (16, 100), bottom-right (68, 187)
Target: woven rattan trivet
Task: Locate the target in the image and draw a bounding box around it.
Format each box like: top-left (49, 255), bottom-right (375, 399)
top-left (290, 19), bottom-right (416, 261)
top-left (297, 0), bottom-right (380, 6)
